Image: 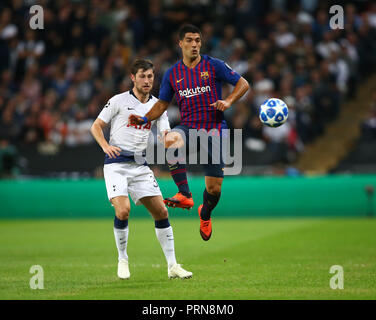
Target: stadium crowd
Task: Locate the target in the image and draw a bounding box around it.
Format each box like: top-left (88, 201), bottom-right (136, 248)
top-left (1, 0), bottom-right (376, 176)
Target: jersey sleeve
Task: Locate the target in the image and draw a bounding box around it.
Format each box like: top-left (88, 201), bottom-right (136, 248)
top-left (211, 58), bottom-right (241, 86)
top-left (158, 69), bottom-right (175, 102)
top-left (97, 98), bottom-right (118, 124)
top-left (156, 110), bottom-right (171, 134)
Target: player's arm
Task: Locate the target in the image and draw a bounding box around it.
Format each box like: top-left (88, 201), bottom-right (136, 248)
top-left (156, 110), bottom-right (171, 146)
top-left (211, 77), bottom-right (250, 111)
top-left (128, 100), bottom-right (170, 125)
top-left (90, 118), bottom-right (121, 159)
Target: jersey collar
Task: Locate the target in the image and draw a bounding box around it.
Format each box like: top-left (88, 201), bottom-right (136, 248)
top-left (181, 55), bottom-right (202, 69)
top-left (130, 89), bottom-right (152, 103)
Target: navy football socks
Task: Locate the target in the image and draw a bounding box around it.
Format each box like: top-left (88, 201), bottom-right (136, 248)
top-left (155, 218), bottom-right (171, 229)
top-left (114, 216), bottom-right (128, 229)
top-left (200, 189), bottom-right (221, 221)
top-left (168, 162), bottom-right (191, 197)
top-left (167, 148), bottom-right (191, 197)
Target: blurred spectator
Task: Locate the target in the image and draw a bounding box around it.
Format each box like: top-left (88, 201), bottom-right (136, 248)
top-left (20, 66), bottom-right (41, 102)
top-left (164, 0), bottom-right (190, 32)
top-left (0, 138), bottom-right (18, 178)
top-left (65, 110), bottom-right (94, 147)
top-left (362, 92), bottom-right (376, 139)
top-left (273, 22), bottom-right (296, 48)
top-left (253, 70), bottom-right (275, 107)
top-left (366, 3), bottom-right (376, 28)
top-left (0, 8), bottom-right (17, 41)
top-left (312, 9), bottom-right (330, 42)
top-left (328, 51), bottom-right (349, 94)
top-left (294, 85), bottom-right (316, 143)
top-left (262, 121), bottom-right (292, 163)
top-left (316, 30), bottom-right (340, 59)
top-left (211, 25), bottom-right (238, 61)
top-left (0, 106), bottom-right (19, 143)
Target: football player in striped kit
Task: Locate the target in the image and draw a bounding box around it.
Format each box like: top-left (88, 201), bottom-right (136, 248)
top-left (129, 25), bottom-right (249, 241)
top-left (91, 59), bottom-right (192, 280)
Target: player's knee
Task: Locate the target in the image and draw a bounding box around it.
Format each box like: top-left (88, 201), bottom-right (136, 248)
top-left (207, 184), bottom-right (222, 195)
top-left (164, 135), bottom-right (175, 148)
top-left (165, 132), bottom-right (184, 149)
top-left (116, 207), bottom-right (130, 220)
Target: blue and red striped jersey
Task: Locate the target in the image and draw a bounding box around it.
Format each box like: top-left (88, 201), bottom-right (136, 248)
top-left (159, 55), bottom-right (241, 131)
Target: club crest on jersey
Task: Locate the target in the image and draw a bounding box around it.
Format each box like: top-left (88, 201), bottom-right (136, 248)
top-left (201, 71), bottom-right (209, 80)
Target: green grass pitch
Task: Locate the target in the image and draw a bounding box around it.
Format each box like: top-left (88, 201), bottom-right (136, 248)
top-left (0, 217), bottom-right (375, 300)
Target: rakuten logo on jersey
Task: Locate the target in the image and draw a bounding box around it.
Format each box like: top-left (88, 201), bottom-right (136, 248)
top-left (178, 86), bottom-right (211, 98)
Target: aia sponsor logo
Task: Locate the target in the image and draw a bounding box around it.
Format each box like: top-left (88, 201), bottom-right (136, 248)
top-left (127, 122), bottom-right (151, 130)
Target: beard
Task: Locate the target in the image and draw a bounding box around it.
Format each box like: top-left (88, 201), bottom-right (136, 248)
top-left (136, 85), bottom-right (151, 95)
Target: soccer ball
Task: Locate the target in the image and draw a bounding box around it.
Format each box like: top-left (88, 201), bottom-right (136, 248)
top-left (259, 98), bottom-right (289, 127)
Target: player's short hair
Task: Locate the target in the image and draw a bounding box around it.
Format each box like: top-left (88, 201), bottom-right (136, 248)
top-left (178, 24), bottom-right (202, 40)
top-left (130, 59), bottom-right (154, 75)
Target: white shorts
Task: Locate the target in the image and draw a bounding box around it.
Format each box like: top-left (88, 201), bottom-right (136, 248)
top-left (103, 162), bottom-right (162, 205)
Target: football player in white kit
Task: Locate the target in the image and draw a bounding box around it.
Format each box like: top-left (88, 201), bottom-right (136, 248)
top-left (90, 59), bottom-right (192, 280)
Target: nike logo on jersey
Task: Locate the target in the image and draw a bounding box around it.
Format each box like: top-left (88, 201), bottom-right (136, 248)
top-left (127, 107), bottom-right (134, 110)
top-left (177, 78), bottom-right (184, 84)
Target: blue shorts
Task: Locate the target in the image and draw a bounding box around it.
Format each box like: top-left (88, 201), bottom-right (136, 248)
top-left (171, 124), bottom-right (226, 178)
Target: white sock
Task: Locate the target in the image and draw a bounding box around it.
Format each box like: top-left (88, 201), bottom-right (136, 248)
top-left (155, 226), bottom-right (177, 269)
top-left (114, 227), bottom-right (129, 261)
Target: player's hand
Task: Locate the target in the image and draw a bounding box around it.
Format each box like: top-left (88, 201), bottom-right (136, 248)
top-left (128, 114), bottom-right (145, 125)
top-left (102, 145), bottom-right (121, 159)
top-left (210, 100), bottom-right (231, 111)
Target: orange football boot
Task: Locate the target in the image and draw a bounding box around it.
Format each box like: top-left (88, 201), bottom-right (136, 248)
top-left (163, 192), bottom-right (194, 210)
top-left (198, 204), bottom-right (212, 241)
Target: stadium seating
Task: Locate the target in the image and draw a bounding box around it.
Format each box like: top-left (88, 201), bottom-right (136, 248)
top-left (1, 1), bottom-right (376, 177)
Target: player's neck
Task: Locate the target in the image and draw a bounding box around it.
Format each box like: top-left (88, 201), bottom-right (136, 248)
top-left (132, 88), bottom-right (150, 104)
top-left (182, 55), bottom-right (201, 69)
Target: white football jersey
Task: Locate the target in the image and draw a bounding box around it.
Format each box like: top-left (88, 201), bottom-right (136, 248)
top-left (98, 90), bottom-right (170, 153)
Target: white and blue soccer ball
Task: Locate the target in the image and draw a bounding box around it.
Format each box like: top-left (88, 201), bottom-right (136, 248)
top-left (259, 98), bottom-right (289, 127)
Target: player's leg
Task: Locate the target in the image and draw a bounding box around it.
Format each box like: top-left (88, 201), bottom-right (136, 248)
top-left (163, 126), bottom-right (194, 209)
top-left (165, 131), bottom-right (190, 197)
top-left (140, 195), bottom-right (192, 279)
top-left (198, 133), bottom-right (225, 240)
top-left (103, 163), bottom-right (130, 279)
top-left (197, 176), bottom-right (223, 241)
top-left (140, 196), bottom-right (176, 269)
top-left (111, 195), bottom-right (131, 280)
top-left (111, 196), bottom-right (130, 264)
top-left (201, 176), bottom-right (223, 220)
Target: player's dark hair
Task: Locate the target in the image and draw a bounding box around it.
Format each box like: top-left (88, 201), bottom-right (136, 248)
top-left (130, 59), bottom-right (154, 75)
top-left (178, 24), bottom-right (202, 40)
